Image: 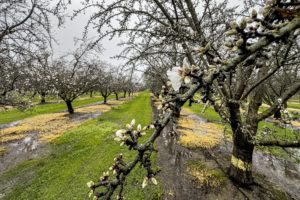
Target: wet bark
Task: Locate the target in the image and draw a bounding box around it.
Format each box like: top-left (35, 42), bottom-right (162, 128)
top-left (40, 92), bottom-right (46, 104)
top-left (227, 102), bottom-right (255, 185)
top-left (65, 100), bottom-right (74, 114)
top-left (273, 109), bottom-right (281, 119)
top-left (228, 129), bottom-right (254, 186)
top-left (188, 99), bottom-right (193, 107)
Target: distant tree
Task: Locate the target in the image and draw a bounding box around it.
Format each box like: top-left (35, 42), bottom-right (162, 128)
top-left (97, 67), bottom-right (114, 104)
top-left (0, 0), bottom-right (66, 105)
top-left (50, 44), bottom-right (101, 114)
top-left (29, 52), bottom-right (53, 104)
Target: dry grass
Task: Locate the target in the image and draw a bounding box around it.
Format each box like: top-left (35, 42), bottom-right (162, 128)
top-left (291, 120), bottom-right (300, 127)
top-left (177, 109), bottom-right (223, 149)
top-left (0, 100), bottom-right (128, 144)
top-left (0, 146), bottom-right (6, 156)
top-left (76, 104), bottom-right (111, 113)
top-left (187, 162), bottom-right (226, 188)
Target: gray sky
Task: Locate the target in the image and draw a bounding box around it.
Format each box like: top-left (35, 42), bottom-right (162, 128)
top-left (51, 0), bottom-right (242, 66)
top-left (52, 1), bottom-right (123, 66)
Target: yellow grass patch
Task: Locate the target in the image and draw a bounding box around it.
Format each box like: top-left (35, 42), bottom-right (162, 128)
top-left (0, 100), bottom-right (128, 144)
top-left (0, 124), bottom-right (32, 137)
top-left (0, 146), bottom-right (6, 156)
top-left (291, 120), bottom-right (300, 127)
top-left (187, 164), bottom-right (226, 187)
top-left (76, 104), bottom-right (111, 113)
top-left (177, 109), bottom-right (223, 149)
top-left (1, 134), bottom-right (27, 143)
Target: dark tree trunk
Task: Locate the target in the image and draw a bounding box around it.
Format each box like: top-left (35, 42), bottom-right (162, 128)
top-left (115, 93), bottom-right (119, 100)
top-left (273, 109), bottom-right (281, 119)
top-left (123, 91), bottom-right (126, 98)
top-left (188, 99), bottom-right (193, 107)
top-left (103, 96), bottom-right (107, 104)
top-left (1, 91), bottom-right (7, 97)
top-left (227, 102), bottom-right (254, 186)
top-left (65, 100), bottom-right (74, 114)
top-left (228, 129), bottom-right (254, 186)
top-left (90, 91), bottom-right (93, 98)
top-left (40, 92), bottom-right (46, 104)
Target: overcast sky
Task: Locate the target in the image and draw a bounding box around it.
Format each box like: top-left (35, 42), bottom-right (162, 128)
top-left (52, 1), bottom-right (123, 66)
top-left (51, 0), bottom-right (242, 67)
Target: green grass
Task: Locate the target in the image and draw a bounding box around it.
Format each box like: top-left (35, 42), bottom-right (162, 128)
top-left (0, 92), bottom-right (162, 200)
top-left (0, 94), bottom-right (118, 125)
top-left (287, 102), bottom-right (300, 110)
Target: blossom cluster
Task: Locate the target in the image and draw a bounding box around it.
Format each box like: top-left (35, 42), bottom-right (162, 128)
top-left (114, 119), bottom-right (155, 146)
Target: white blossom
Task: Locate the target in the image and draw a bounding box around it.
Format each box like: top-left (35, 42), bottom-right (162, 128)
top-left (87, 181), bottom-right (95, 188)
top-left (167, 67), bottom-right (181, 91)
top-left (150, 124), bottom-right (155, 129)
top-left (115, 129), bottom-right (126, 139)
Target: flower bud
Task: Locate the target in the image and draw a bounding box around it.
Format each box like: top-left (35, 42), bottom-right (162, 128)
top-left (151, 177), bottom-right (158, 185)
top-left (251, 9), bottom-right (257, 19)
top-left (137, 124), bottom-right (142, 131)
top-left (236, 38), bottom-right (244, 47)
top-left (142, 177), bottom-right (148, 188)
top-left (130, 119), bottom-right (136, 126)
top-left (225, 29), bottom-right (237, 36)
top-left (239, 18), bottom-right (247, 29)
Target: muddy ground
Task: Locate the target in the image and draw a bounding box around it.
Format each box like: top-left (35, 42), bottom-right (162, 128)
top-left (153, 102), bottom-right (300, 200)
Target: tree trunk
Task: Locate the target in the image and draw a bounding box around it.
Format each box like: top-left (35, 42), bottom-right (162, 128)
top-left (90, 91), bottom-right (93, 98)
top-left (228, 130), bottom-right (254, 186)
top-left (123, 91), bottom-right (126, 98)
top-left (115, 93), bottom-right (119, 100)
top-left (273, 109), bottom-right (281, 119)
top-left (227, 102), bottom-right (254, 186)
top-left (188, 99), bottom-right (193, 107)
top-left (40, 92), bottom-right (46, 104)
top-left (103, 96), bottom-right (107, 104)
top-left (65, 100), bottom-right (74, 114)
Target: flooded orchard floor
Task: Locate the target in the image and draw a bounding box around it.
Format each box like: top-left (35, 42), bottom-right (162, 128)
top-left (0, 98), bottom-right (129, 175)
top-left (155, 106), bottom-right (300, 200)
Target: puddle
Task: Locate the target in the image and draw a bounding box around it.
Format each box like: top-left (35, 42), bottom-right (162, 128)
top-left (253, 151), bottom-right (300, 200)
top-left (156, 122), bottom-right (200, 200)
top-left (0, 132), bottom-right (42, 173)
top-left (155, 103), bottom-right (300, 199)
top-left (0, 98), bottom-right (129, 175)
top-left (0, 121), bottom-right (21, 130)
top-left (67, 112), bottom-right (102, 122)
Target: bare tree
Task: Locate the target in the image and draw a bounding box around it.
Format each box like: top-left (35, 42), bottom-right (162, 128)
top-left (50, 44), bottom-right (101, 114)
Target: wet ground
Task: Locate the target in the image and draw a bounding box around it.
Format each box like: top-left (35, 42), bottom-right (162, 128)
top-left (0, 98), bottom-right (129, 175)
top-left (154, 104), bottom-right (300, 200)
